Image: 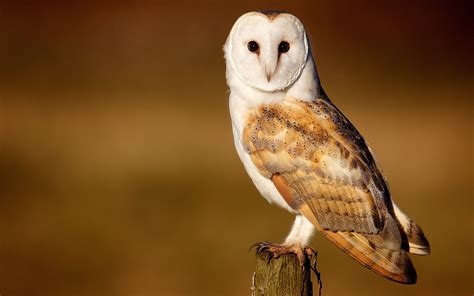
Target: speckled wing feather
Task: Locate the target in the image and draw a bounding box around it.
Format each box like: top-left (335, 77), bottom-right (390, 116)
top-left (243, 95), bottom-right (417, 283)
top-left (243, 96), bottom-right (389, 233)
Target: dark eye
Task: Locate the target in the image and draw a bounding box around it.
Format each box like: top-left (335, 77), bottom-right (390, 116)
top-left (247, 41), bottom-right (259, 53)
top-left (278, 41), bottom-right (290, 53)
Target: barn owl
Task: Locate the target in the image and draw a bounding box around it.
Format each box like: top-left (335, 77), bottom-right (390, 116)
top-left (224, 11), bottom-right (430, 284)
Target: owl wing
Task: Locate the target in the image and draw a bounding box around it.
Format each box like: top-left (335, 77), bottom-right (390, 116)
top-left (243, 96), bottom-right (417, 284)
top-left (243, 96), bottom-right (389, 234)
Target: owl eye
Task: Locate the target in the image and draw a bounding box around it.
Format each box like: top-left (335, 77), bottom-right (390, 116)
top-left (278, 41), bottom-right (290, 53)
top-left (247, 41), bottom-right (259, 53)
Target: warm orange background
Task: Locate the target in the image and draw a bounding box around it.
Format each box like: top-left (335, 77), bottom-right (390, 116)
top-left (0, 1), bottom-right (472, 295)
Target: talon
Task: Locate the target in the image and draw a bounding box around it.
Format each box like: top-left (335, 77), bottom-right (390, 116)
top-left (251, 242), bottom-right (309, 265)
top-left (303, 246), bottom-right (322, 288)
top-left (250, 241), bottom-right (272, 253)
top-left (304, 246), bottom-right (316, 256)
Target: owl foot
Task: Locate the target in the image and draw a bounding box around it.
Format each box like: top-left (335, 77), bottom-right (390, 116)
top-left (251, 242), bottom-right (317, 266)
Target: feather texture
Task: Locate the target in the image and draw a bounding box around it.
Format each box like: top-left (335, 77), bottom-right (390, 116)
top-left (243, 95), bottom-right (421, 283)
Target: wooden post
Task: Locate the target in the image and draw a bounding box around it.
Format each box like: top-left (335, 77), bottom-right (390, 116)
top-left (251, 249), bottom-right (322, 296)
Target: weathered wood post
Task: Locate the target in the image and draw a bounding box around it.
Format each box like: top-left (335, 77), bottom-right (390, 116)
top-left (251, 249), bottom-right (322, 296)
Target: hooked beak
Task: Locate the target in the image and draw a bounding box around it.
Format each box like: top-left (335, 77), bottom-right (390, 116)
top-left (265, 67), bottom-right (273, 82)
top-left (264, 62), bottom-right (277, 82)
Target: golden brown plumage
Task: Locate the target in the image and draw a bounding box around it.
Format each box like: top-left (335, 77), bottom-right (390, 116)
top-left (242, 94), bottom-right (428, 284)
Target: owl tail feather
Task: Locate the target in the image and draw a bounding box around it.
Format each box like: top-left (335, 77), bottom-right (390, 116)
top-left (393, 203), bottom-right (431, 256)
top-left (403, 222), bottom-right (430, 256)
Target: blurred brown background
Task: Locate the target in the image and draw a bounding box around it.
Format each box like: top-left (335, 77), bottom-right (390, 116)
top-left (0, 1), bottom-right (472, 295)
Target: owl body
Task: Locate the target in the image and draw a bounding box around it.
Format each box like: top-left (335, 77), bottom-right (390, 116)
top-left (224, 11), bottom-right (429, 284)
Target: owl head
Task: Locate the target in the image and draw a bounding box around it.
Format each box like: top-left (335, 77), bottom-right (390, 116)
top-left (224, 11), bottom-right (309, 92)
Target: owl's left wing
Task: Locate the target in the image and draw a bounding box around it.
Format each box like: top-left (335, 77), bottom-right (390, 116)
top-left (243, 96), bottom-right (417, 284)
top-left (243, 97), bottom-right (388, 234)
